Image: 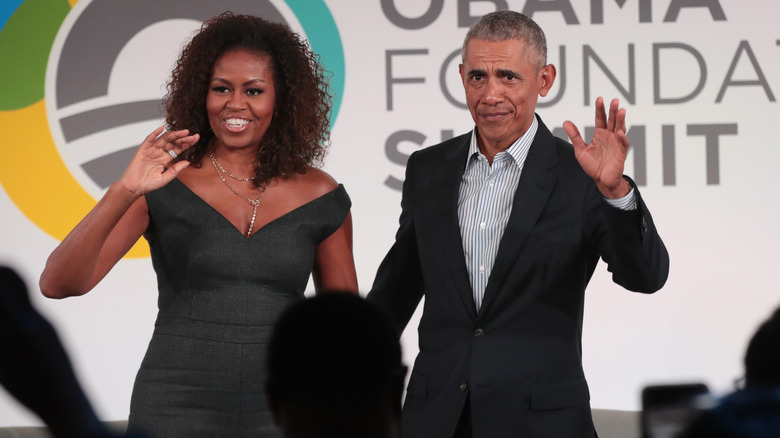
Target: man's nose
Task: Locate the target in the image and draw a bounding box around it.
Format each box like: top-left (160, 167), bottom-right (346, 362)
top-left (483, 78), bottom-right (503, 103)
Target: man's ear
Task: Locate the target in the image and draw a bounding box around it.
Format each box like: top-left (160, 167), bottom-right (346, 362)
top-left (538, 64), bottom-right (557, 97)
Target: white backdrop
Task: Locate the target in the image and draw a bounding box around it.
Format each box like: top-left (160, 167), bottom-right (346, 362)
top-left (2, 0), bottom-right (779, 427)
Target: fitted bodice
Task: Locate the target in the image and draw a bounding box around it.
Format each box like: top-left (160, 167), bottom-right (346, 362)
top-left (143, 179), bottom-right (351, 341)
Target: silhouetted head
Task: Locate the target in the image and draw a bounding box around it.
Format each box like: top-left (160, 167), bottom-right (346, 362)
top-left (744, 306), bottom-right (780, 388)
top-left (266, 292), bottom-right (406, 438)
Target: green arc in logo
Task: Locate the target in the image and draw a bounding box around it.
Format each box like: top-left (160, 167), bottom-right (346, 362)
top-left (0, 0), bottom-right (70, 110)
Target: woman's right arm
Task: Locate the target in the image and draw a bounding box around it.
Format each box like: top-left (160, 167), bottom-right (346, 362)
top-left (39, 186), bottom-right (150, 298)
top-left (39, 127), bottom-right (198, 298)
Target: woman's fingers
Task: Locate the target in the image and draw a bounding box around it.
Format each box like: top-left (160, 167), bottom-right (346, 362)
top-left (168, 132), bottom-right (200, 157)
top-left (143, 128), bottom-right (199, 160)
top-left (143, 126), bottom-right (166, 147)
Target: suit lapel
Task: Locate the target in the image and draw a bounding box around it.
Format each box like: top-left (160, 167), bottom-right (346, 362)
top-left (477, 117), bottom-right (560, 320)
top-left (432, 134), bottom-right (479, 320)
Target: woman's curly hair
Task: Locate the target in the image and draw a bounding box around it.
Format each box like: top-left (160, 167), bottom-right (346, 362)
top-left (164, 12), bottom-right (332, 187)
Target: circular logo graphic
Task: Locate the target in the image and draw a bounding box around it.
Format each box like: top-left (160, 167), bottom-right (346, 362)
top-left (0, 0), bottom-right (345, 257)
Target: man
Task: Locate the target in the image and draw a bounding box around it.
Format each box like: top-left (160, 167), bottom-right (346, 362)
top-left (265, 293), bottom-right (407, 438)
top-left (368, 11), bottom-right (669, 438)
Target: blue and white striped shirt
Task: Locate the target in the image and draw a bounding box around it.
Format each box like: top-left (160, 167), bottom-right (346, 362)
top-left (457, 118), bottom-right (636, 311)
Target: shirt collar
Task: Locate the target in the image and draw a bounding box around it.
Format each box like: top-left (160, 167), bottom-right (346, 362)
top-left (465, 115), bottom-right (539, 170)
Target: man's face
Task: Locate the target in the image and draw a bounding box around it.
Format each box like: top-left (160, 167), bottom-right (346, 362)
top-left (459, 38), bottom-right (555, 152)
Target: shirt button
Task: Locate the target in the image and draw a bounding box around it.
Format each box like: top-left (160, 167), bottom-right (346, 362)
top-left (459, 382), bottom-right (469, 392)
top-left (478, 265), bottom-right (485, 274)
top-left (474, 328), bottom-right (485, 338)
top-left (488, 180), bottom-right (495, 187)
top-left (479, 222), bottom-right (486, 229)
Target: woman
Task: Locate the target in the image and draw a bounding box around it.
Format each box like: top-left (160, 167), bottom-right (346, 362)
top-left (39, 13), bottom-right (358, 437)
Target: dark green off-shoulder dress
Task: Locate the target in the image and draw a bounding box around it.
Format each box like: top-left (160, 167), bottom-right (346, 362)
top-left (127, 179), bottom-right (350, 438)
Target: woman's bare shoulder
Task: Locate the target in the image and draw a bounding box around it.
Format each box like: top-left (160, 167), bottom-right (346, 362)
top-left (291, 167), bottom-right (340, 197)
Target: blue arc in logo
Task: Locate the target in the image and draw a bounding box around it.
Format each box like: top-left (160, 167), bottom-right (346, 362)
top-left (286, 0), bottom-right (345, 126)
top-left (0, 1), bottom-right (24, 29)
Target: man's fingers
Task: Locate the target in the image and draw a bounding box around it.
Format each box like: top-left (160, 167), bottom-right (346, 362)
top-left (617, 130), bottom-right (630, 150)
top-left (563, 121), bottom-right (585, 150)
top-left (594, 97), bottom-right (607, 129)
top-left (607, 99), bottom-right (619, 132)
top-left (615, 108), bottom-right (627, 134)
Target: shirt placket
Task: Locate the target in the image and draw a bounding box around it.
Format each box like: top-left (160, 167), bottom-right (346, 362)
top-left (473, 155), bottom-right (506, 311)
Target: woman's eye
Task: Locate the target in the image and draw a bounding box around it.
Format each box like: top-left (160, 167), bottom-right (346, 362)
top-left (212, 86), bottom-right (229, 93)
top-left (246, 88), bottom-right (264, 96)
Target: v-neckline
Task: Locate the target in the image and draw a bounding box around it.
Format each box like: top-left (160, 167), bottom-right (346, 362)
top-left (168, 178), bottom-right (342, 239)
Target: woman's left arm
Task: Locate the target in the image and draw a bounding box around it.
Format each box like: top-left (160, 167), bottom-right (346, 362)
top-left (313, 212), bottom-right (359, 293)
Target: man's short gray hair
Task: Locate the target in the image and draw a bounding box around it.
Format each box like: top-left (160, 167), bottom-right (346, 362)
top-left (462, 11), bottom-right (547, 71)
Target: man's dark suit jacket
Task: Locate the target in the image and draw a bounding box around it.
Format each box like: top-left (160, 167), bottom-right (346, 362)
top-left (368, 116), bottom-right (670, 438)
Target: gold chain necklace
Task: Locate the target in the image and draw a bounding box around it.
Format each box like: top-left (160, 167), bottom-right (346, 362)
top-left (210, 153), bottom-right (253, 182)
top-left (208, 149), bottom-right (265, 238)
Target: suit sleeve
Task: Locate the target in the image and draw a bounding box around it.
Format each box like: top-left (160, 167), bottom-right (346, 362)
top-left (589, 176), bottom-right (670, 293)
top-left (367, 152), bottom-right (426, 335)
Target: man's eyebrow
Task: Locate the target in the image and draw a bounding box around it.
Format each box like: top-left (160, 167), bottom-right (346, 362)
top-left (467, 69), bottom-right (486, 77)
top-left (497, 68), bottom-right (520, 77)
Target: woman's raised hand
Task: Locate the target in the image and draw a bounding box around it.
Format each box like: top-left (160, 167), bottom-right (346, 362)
top-left (118, 126), bottom-right (200, 198)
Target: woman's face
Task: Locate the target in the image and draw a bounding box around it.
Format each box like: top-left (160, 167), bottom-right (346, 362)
top-left (206, 48), bottom-right (276, 151)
